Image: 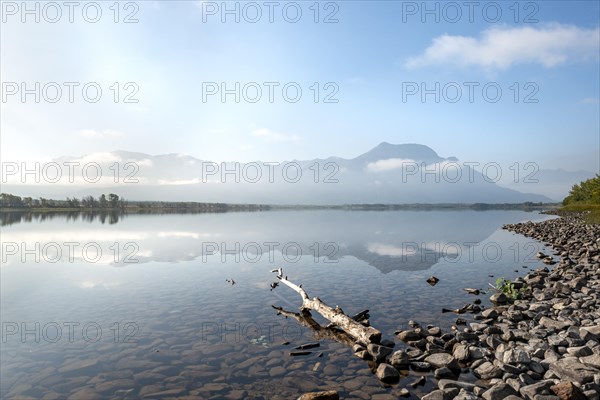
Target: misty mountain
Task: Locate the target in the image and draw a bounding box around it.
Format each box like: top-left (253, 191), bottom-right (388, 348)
top-left (3, 143), bottom-right (558, 204)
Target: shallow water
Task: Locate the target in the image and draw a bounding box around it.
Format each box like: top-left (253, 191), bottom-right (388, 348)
top-left (1, 210), bottom-right (556, 399)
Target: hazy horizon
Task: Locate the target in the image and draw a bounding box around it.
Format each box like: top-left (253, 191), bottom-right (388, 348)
top-left (2, 1), bottom-right (599, 172)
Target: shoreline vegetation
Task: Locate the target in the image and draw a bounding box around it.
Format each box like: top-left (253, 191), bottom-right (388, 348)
top-left (0, 192), bottom-right (558, 213)
top-left (559, 174), bottom-right (600, 223)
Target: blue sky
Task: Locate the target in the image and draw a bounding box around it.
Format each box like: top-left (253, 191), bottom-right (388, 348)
top-left (1, 1), bottom-right (599, 171)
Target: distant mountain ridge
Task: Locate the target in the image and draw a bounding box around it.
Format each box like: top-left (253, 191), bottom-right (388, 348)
top-left (3, 143), bottom-right (574, 204)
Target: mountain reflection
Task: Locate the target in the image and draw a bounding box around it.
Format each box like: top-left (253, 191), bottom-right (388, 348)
top-left (1, 210), bottom-right (541, 273)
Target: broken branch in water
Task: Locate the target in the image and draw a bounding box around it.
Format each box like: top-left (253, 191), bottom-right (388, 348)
top-left (271, 269), bottom-right (382, 346)
top-left (272, 305), bottom-right (356, 347)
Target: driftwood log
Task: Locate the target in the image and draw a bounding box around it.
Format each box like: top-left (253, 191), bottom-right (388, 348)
top-left (271, 268), bottom-right (382, 346)
top-left (272, 306), bottom-right (356, 347)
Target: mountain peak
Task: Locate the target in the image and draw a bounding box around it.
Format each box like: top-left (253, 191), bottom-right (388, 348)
top-left (353, 142), bottom-right (443, 164)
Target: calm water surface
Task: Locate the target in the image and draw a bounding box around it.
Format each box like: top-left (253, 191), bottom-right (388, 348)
top-left (1, 210), bottom-right (555, 399)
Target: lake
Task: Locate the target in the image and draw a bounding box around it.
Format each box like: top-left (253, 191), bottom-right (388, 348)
top-left (1, 210), bottom-right (555, 399)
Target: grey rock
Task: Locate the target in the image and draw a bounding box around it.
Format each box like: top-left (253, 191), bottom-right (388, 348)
top-left (375, 363), bottom-right (399, 383)
top-left (503, 348), bottom-right (531, 365)
top-left (506, 377), bottom-right (522, 393)
top-left (454, 389), bottom-right (480, 400)
top-left (297, 391), bottom-right (339, 400)
top-left (388, 350), bottom-right (409, 368)
top-left (529, 361), bottom-right (546, 375)
top-left (549, 357), bottom-right (598, 383)
top-left (434, 367), bottom-right (456, 379)
top-left (583, 390), bottom-right (600, 400)
top-left (539, 317), bottom-right (571, 330)
top-left (367, 343), bottom-right (393, 362)
top-left (481, 308), bottom-right (499, 318)
top-left (425, 353), bottom-right (459, 371)
top-left (567, 346), bottom-right (593, 357)
top-left (544, 349), bottom-right (560, 363)
top-left (437, 379), bottom-right (478, 391)
top-left (410, 361), bottom-right (431, 372)
top-left (397, 330), bottom-right (421, 342)
top-left (580, 325), bottom-right (600, 340)
top-left (482, 383), bottom-right (519, 400)
top-left (490, 293), bottom-right (509, 305)
top-left (421, 388), bottom-right (459, 400)
top-left (579, 353), bottom-right (600, 368)
top-left (453, 344), bottom-right (470, 361)
top-left (519, 380), bottom-right (554, 400)
top-left (474, 361), bottom-right (503, 380)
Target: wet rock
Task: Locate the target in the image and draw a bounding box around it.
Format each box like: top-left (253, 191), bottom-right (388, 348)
top-left (490, 293), bottom-right (508, 305)
top-left (397, 330), bottom-right (421, 342)
top-left (58, 359), bottom-right (99, 374)
top-left (269, 366), bottom-right (286, 377)
top-left (426, 276), bottom-right (440, 286)
top-left (437, 379), bottom-right (478, 391)
top-left (352, 344), bottom-right (365, 353)
top-left (67, 387), bottom-right (103, 400)
top-left (453, 344), bottom-right (470, 361)
top-left (225, 389), bottom-right (248, 400)
top-left (434, 367), bottom-right (456, 379)
top-left (94, 379), bottom-right (135, 394)
top-left (367, 343), bottom-right (393, 362)
top-left (428, 326), bottom-right (442, 337)
top-left (481, 308), bottom-right (500, 319)
top-left (139, 388), bottom-right (187, 398)
top-left (454, 389), bottom-right (480, 400)
top-left (410, 361), bottom-right (431, 372)
top-left (388, 350), bottom-right (409, 368)
top-left (421, 388), bottom-right (459, 400)
top-left (410, 375), bottom-right (426, 388)
top-left (375, 363), bottom-right (399, 383)
top-left (297, 390), bottom-right (339, 400)
top-left (425, 353), bottom-right (459, 371)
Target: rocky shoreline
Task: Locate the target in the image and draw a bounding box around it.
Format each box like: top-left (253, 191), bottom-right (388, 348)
top-left (303, 211), bottom-right (600, 400)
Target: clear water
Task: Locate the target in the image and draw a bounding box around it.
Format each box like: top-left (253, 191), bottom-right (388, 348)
top-left (1, 210), bottom-right (555, 399)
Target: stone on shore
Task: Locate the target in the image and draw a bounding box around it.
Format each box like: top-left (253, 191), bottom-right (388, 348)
top-left (375, 363), bottom-right (399, 383)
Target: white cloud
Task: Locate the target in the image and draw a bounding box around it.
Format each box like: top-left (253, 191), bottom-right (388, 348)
top-left (366, 158), bottom-right (417, 172)
top-left (405, 24), bottom-right (600, 70)
top-left (368, 243), bottom-right (414, 257)
top-left (73, 152), bottom-right (123, 165)
top-left (251, 128), bottom-right (299, 142)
